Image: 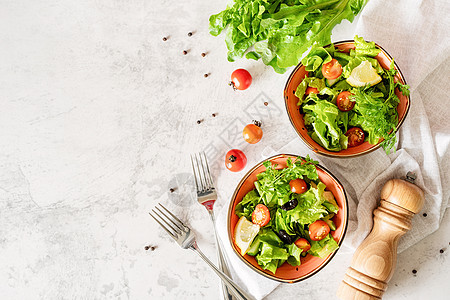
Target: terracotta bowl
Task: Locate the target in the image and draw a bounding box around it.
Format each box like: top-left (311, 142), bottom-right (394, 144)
top-left (227, 154), bottom-right (348, 283)
top-left (284, 41), bottom-right (410, 158)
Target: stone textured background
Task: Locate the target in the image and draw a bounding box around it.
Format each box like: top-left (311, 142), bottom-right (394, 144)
top-left (0, 1), bottom-right (448, 299)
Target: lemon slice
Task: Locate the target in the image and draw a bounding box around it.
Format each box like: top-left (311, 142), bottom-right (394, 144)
top-left (234, 216), bottom-right (260, 256)
top-left (347, 60), bottom-right (382, 87)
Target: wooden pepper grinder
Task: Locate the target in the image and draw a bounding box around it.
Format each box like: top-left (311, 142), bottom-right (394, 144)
top-left (337, 172), bottom-right (424, 300)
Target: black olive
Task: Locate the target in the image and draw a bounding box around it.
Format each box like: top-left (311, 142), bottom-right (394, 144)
top-left (281, 199), bottom-right (298, 211)
top-left (276, 230), bottom-right (296, 244)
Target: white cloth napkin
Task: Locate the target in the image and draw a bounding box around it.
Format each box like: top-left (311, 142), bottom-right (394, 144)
top-left (216, 0), bottom-right (450, 298)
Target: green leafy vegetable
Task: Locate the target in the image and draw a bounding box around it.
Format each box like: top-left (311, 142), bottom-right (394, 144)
top-left (235, 189), bottom-right (260, 219)
top-left (209, 0), bottom-right (368, 73)
top-left (308, 234), bottom-right (339, 258)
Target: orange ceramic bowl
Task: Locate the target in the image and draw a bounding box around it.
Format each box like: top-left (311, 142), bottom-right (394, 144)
top-left (284, 40), bottom-right (410, 158)
top-left (227, 154), bottom-right (348, 283)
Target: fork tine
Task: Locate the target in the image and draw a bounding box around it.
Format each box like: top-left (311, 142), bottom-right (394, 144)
top-left (194, 153), bottom-right (206, 192)
top-left (153, 207), bottom-right (182, 234)
top-left (201, 152), bottom-right (214, 189)
top-left (157, 203), bottom-right (186, 231)
top-left (190, 154), bottom-right (201, 192)
top-left (197, 152), bottom-right (209, 190)
top-left (149, 211), bottom-right (178, 239)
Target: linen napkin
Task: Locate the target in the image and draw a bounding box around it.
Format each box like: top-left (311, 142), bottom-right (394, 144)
top-left (215, 0), bottom-right (450, 298)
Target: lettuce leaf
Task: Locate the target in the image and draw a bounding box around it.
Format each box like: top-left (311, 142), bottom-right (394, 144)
top-left (295, 76), bottom-right (326, 104)
top-left (235, 189), bottom-right (260, 219)
top-left (286, 182), bottom-right (329, 225)
top-left (308, 233), bottom-right (339, 258)
top-left (286, 243), bottom-right (303, 266)
top-left (209, 0), bottom-right (368, 73)
top-left (302, 96), bottom-right (349, 151)
top-left (256, 242), bottom-right (289, 273)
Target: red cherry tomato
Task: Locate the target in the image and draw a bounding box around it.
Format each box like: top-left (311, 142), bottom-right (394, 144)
top-left (309, 220), bottom-right (330, 241)
top-left (225, 149), bottom-right (247, 172)
top-left (322, 59), bottom-right (342, 80)
top-left (289, 179), bottom-right (308, 194)
top-left (252, 204), bottom-right (270, 227)
top-left (230, 69), bottom-right (252, 90)
top-left (243, 120), bottom-right (263, 144)
top-left (306, 87), bottom-right (319, 95)
top-left (336, 91), bottom-right (355, 112)
top-left (345, 127), bottom-right (365, 147)
top-left (294, 238), bottom-right (311, 253)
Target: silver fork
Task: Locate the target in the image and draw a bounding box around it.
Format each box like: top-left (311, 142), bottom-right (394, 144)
top-left (150, 203), bottom-right (255, 300)
top-left (191, 152), bottom-right (234, 300)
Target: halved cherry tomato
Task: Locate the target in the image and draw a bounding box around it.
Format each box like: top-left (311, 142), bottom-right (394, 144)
top-left (230, 69), bottom-right (252, 90)
top-left (336, 91), bottom-right (355, 112)
top-left (252, 204), bottom-right (270, 227)
top-left (243, 120), bottom-right (263, 144)
top-left (225, 149), bottom-right (247, 172)
top-left (345, 127), bottom-right (365, 147)
top-left (306, 87), bottom-right (319, 95)
top-left (309, 220), bottom-right (330, 241)
top-left (322, 59), bottom-right (342, 80)
top-left (294, 238), bottom-right (311, 253)
top-left (289, 179), bottom-right (308, 194)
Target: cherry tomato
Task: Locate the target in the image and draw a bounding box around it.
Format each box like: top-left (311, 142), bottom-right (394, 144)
top-left (306, 87), bottom-right (319, 95)
top-left (243, 120), bottom-right (263, 144)
top-left (225, 149), bottom-right (247, 172)
top-left (289, 179), bottom-right (308, 194)
top-left (322, 59), bottom-right (342, 80)
top-left (309, 220), bottom-right (330, 241)
top-left (294, 238), bottom-right (311, 253)
top-left (252, 204), bottom-right (270, 227)
top-left (336, 91), bottom-right (355, 112)
top-left (345, 127), bottom-right (365, 147)
top-left (230, 69), bottom-right (252, 90)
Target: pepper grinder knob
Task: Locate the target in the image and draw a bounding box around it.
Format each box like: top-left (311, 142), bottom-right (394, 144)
top-left (337, 175), bottom-right (424, 299)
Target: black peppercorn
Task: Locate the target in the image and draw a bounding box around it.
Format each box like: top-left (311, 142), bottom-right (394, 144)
top-left (412, 269), bottom-right (417, 274)
top-left (440, 249), bottom-right (444, 253)
top-left (169, 188), bottom-right (175, 193)
top-left (264, 101), bottom-right (269, 106)
top-left (197, 120), bottom-right (202, 124)
top-left (212, 113), bottom-right (217, 117)
top-left (144, 246), bottom-right (150, 250)
top-left (162, 37), bottom-right (167, 41)
top-left (188, 32), bottom-right (193, 36)
top-left (204, 73), bottom-right (209, 78)
top-left (183, 50), bottom-right (188, 55)
top-left (423, 213), bottom-right (427, 217)
top-left (201, 52), bottom-right (206, 57)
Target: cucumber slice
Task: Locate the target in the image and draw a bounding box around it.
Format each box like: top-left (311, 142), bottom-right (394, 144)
top-left (246, 237), bottom-right (262, 256)
top-left (323, 201), bottom-right (338, 213)
top-left (323, 191), bottom-right (339, 210)
top-left (323, 213), bottom-right (335, 221)
top-left (323, 218), bottom-right (336, 231)
top-left (326, 78), bottom-right (339, 87)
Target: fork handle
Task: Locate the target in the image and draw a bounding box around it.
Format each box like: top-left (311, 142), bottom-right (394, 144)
top-left (190, 242), bottom-right (256, 300)
top-left (208, 211), bottom-right (235, 300)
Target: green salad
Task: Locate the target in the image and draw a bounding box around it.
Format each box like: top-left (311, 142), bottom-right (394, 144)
top-left (235, 156), bottom-right (340, 274)
top-left (295, 36), bottom-right (410, 153)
